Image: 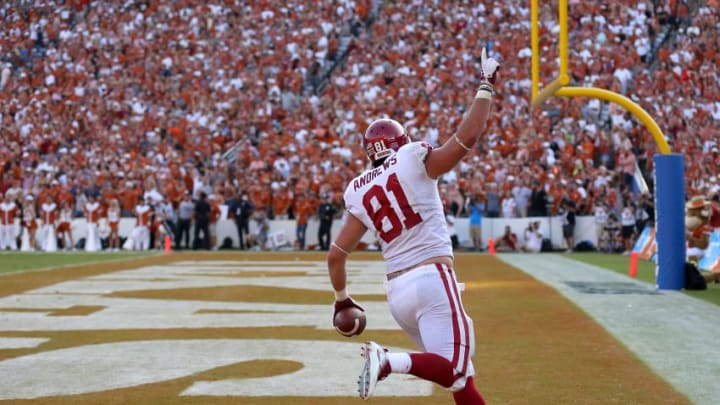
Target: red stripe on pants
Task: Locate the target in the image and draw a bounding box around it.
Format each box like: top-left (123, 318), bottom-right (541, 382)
top-left (436, 263), bottom-right (470, 376)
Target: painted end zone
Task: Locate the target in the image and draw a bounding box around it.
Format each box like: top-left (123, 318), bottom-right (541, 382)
top-left (0, 252), bottom-right (688, 404)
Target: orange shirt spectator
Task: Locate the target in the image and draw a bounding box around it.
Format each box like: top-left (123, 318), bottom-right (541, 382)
top-left (121, 185), bottom-right (141, 215)
top-left (294, 197), bottom-right (314, 226)
top-left (272, 189), bottom-right (293, 219)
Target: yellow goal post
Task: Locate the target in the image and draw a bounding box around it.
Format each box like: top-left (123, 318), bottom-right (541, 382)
top-left (530, 0), bottom-right (671, 155)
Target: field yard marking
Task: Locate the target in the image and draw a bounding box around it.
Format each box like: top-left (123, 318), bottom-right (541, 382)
top-left (0, 337), bottom-right (49, 349)
top-left (0, 339), bottom-right (430, 399)
top-left (499, 253), bottom-right (720, 405)
top-left (0, 261), bottom-right (396, 331)
top-left (0, 260), bottom-right (434, 399)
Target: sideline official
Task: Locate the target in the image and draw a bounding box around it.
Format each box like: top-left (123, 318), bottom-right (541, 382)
top-left (317, 193), bottom-right (337, 251)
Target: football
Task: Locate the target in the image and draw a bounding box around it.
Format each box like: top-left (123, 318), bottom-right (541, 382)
top-left (334, 306), bottom-right (367, 337)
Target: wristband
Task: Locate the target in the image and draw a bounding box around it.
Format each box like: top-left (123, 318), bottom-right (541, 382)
top-left (334, 288), bottom-right (349, 301)
top-left (475, 82), bottom-right (494, 100)
top-left (474, 89), bottom-right (492, 100)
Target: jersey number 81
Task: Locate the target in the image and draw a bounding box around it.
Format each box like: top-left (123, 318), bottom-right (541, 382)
top-left (362, 173), bottom-right (423, 243)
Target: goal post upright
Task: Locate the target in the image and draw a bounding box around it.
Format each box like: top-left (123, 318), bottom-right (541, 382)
top-left (530, 0), bottom-right (570, 108)
top-left (529, 0), bottom-right (685, 290)
top-left (531, 0), bottom-right (538, 99)
top-left (530, 0), bottom-right (670, 154)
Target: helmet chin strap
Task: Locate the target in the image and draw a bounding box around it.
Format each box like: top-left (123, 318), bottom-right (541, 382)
top-left (372, 156), bottom-right (389, 168)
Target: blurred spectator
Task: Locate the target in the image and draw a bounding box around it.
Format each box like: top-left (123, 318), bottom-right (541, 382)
top-left (294, 194), bottom-right (313, 250)
top-left (512, 178), bottom-right (532, 218)
top-left (619, 200), bottom-right (637, 254)
top-left (133, 196), bottom-right (152, 251)
top-left (522, 221), bottom-right (544, 253)
top-left (485, 183), bottom-right (501, 218)
top-left (0, 192), bottom-right (20, 252)
top-left (495, 225), bottom-right (519, 253)
top-left (0, 0), bottom-right (716, 257)
top-left (634, 193), bottom-right (651, 233)
top-left (149, 200), bottom-right (163, 251)
top-left (501, 190), bottom-right (517, 218)
top-left (616, 146), bottom-right (637, 192)
top-left (40, 195), bottom-right (57, 252)
top-left (593, 201), bottom-right (610, 252)
top-left (84, 194), bottom-right (102, 252)
top-left (21, 196), bottom-right (37, 251)
top-left (247, 211), bottom-right (271, 251)
top-left (57, 201), bottom-right (74, 251)
top-left (230, 191), bottom-right (255, 250)
top-left (528, 182), bottom-right (549, 217)
top-left (208, 195), bottom-right (222, 249)
top-left (636, 192), bottom-right (655, 230)
top-left (106, 199), bottom-right (121, 252)
top-left (603, 212), bottom-right (622, 253)
top-left (157, 197), bottom-right (177, 248)
top-left (466, 193), bottom-right (485, 251)
top-left (176, 193), bottom-right (194, 250)
top-left (559, 193), bottom-right (577, 252)
top-left (317, 192), bottom-right (337, 251)
top-left (193, 191), bottom-right (211, 250)
top-left (447, 213), bottom-right (459, 250)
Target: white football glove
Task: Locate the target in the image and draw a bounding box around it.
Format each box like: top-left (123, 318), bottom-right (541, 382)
top-left (480, 48), bottom-right (500, 88)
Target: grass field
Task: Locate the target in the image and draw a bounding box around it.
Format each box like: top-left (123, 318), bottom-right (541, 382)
top-left (569, 252), bottom-right (720, 306)
top-left (0, 251), bottom-right (156, 275)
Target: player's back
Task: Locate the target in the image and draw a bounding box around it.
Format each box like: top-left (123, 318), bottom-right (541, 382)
top-left (344, 142), bottom-right (452, 273)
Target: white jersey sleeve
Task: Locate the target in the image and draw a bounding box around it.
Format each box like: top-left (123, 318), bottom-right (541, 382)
top-left (344, 142), bottom-right (452, 273)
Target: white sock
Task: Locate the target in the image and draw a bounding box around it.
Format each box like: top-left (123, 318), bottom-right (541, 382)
top-left (387, 352), bottom-right (412, 374)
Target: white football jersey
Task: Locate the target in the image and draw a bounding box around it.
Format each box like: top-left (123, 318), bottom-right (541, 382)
top-left (344, 142), bottom-right (452, 273)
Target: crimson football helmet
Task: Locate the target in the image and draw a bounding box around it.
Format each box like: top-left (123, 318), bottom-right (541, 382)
top-left (363, 118), bottom-right (409, 162)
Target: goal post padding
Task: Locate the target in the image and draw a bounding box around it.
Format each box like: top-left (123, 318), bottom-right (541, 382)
top-left (654, 154), bottom-right (686, 290)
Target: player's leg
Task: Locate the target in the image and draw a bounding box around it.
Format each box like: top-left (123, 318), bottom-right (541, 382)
top-left (452, 376), bottom-right (485, 405)
top-left (414, 265), bottom-right (476, 377)
top-left (358, 266), bottom-right (428, 399)
top-left (411, 264), bottom-right (484, 404)
top-left (381, 264), bottom-right (485, 404)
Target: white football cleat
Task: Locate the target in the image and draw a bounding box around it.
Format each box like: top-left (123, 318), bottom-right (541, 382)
top-left (358, 341), bottom-right (390, 400)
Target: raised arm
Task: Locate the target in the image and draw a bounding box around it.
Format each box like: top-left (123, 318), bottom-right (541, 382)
top-left (425, 49), bottom-right (500, 178)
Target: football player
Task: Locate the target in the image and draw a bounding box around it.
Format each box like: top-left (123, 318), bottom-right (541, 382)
top-left (327, 49), bottom-right (499, 404)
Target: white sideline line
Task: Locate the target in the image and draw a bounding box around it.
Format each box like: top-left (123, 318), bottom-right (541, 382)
top-left (498, 253), bottom-right (720, 405)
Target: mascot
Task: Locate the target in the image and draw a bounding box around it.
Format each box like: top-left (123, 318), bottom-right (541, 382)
top-left (685, 196), bottom-right (720, 286)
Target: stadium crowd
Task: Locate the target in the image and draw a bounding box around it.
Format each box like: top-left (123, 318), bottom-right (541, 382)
top-left (0, 0), bottom-right (718, 252)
